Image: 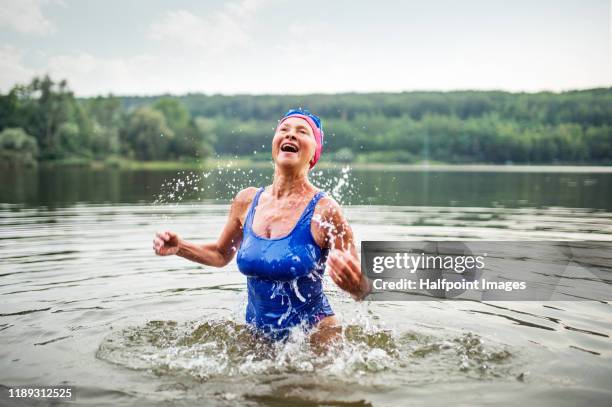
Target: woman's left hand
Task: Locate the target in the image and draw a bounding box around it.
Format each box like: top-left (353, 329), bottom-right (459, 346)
top-left (327, 249), bottom-right (371, 301)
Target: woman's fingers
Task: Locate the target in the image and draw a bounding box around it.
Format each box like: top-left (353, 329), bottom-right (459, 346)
top-left (154, 237), bottom-right (167, 250)
top-left (153, 231), bottom-right (179, 256)
top-left (333, 251), bottom-right (361, 284)
top-left (328, 268), bottom-right (343, 286)
top-left (345, 252), bottom-right (360, 273)
top-left (340, 253), bottom-right (361, 287)
top-left (334, 265), bottom-right (359, 288)
top-left (156, 231), bottom-right (176, 242)
top-left (159, 231), bottom-right (179, 245)
top-left (327, 250), bottom-right (361, 292)
top-left (153, 237), bottom-right (164, 255)
top-left (328, 250), bottom-right (371, 301)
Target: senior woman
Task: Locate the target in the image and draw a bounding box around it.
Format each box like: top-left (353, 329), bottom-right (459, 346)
top-left (153, 109), bottom-right (370, 343)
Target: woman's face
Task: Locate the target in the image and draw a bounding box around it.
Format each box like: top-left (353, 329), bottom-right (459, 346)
top-left (272, 117), bottom-right (317, 171)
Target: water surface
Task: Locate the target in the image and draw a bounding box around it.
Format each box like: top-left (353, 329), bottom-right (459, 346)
top-left (1, 166), bottom-right (611, 406)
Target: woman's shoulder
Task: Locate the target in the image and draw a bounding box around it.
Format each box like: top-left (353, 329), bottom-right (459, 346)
top-left (232, 187), bottom-right (261, 209)
top-left (314, 192), bottom-right (342, 218)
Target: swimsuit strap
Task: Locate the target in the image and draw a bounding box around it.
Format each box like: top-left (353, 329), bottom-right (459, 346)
top-left (297, 190), bottom-right (326, 228)
top-left (244, 187), bottom-right (265, 232)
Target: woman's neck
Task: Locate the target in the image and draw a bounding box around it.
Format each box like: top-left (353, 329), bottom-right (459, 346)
top-left (271, 167), bottom-right (313, 198)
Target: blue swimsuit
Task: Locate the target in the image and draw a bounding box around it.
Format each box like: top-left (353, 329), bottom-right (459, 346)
top-left (236, 187), bottom-right (334, 339)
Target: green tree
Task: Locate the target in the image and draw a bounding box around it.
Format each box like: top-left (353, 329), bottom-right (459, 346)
top-left (2, 75), bottom-right (611, 165)
top-left (120, 107), bottom-right (174, 160)
top-left (6, 76), bottom-right (91, 159)
top-left (0, 127), bottom-right (39, 165)
top-left (57, 122), bottom-right (81, 157)
top-left (153, 98), bottom-right (189, 131)
top-left (84, 96), bottom-right (122, 158)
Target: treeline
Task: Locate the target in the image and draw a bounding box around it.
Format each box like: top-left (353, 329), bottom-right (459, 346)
top-left (125, 90), bottom-right (612, 164)
top-left (0, 76), bottom-right (215, 165)
top-left (1, 75), bottom-right (610, 165)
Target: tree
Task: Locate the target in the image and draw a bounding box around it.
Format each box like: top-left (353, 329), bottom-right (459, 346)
top-left (185, 116), bottom-right (216, 159)
top-left (5, 76), bottom-right (92, 159)
top-left (152, 98), bottom-right (216, 159)
top-left (84, 96), bottom-right (122, 158)
top-left (0, 127), bottom-right (39, 165)
top-left (1, 75), bottom-right (611, 164)
top-left (153, 98), bottom-right (189, 131)
top-left (120, 107), bottom-right (174, 160)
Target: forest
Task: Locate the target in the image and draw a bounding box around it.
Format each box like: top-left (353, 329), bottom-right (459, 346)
top-left (1, 75), bottom-right (610, 166)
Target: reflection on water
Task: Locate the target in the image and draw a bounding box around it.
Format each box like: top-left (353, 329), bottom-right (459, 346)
top-left (1, 166), bottom-right (612, 209)
top-left (1, 166), bottom-right (612, 406)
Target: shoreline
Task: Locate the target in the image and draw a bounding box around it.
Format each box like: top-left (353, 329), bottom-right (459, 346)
top-left (14, 158), bottom-right (612, 173)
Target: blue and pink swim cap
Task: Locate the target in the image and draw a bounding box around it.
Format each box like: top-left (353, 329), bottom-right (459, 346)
top-left (277, 108), bottom-right (324, 169)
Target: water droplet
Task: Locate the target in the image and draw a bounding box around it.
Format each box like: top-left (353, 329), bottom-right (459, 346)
top-left (291, 279), bottom-right (306, 302)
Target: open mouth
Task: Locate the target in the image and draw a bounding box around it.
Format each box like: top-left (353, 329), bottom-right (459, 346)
top-left (280, 142), bottom-right (299, 154)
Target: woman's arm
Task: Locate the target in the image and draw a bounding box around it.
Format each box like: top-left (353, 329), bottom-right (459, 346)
top-left (315, 197), bottom-right (371, 301)
top-left (153, 187), bottom-right (257, 267)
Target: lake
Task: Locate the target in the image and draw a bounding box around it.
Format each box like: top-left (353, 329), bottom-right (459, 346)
top-left (1, 165), bottom-right (611, 406)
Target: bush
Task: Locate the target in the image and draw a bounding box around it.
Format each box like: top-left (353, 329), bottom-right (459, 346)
top-left (0, 127), bottom-right (39, 166)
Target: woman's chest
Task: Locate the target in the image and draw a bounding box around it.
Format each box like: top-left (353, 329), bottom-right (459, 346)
top-left (238, 232), bottom-right (325, 280)
top-left (251, 203), bottom-right (306, 239)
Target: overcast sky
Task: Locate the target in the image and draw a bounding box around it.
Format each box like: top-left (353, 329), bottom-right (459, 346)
top-left (1, 0), bottom-right (610, 96)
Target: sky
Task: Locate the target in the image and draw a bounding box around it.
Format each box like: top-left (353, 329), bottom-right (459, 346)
top-left (0, 0), bottom-right (610, 96)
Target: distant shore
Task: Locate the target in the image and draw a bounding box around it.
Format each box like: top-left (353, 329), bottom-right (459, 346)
top-left (15, 157), bottom-right (609, 173)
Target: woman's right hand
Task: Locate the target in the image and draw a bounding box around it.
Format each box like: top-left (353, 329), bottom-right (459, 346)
top-left (153, 231), bottom-right (181, 256)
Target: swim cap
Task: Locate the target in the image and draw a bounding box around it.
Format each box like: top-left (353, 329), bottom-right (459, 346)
top-left (277, 108), bottom-right (324, 169)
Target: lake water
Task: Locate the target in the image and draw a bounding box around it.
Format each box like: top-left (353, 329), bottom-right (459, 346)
top-left (1, 165), bottom-right (611, 406)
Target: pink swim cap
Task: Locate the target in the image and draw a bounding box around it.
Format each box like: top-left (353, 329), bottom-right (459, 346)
top-left (277, 109), bottom-right (324, 170)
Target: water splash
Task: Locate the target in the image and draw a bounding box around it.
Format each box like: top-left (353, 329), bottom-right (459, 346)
top-left (291, 279), bottom-right (306, 302)
top-left (152, 159), bottom-right (359, 220)
top-left (96, 318), bottom-right (514, 383)
top-left (277, 299), bottom-right (293, 326)
top-left (152, 158), bottom-right (268, 215)
top-left (310, 165), bottom-right (357, 205)
top-left (269, 281), bottom-right (286, 302)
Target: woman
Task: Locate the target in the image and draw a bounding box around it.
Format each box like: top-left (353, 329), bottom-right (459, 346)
top-left (153, 109), bottom-right (370, 343)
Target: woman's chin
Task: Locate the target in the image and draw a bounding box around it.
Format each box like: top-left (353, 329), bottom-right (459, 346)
top-left (275, 155), bottom-right (306, 170)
